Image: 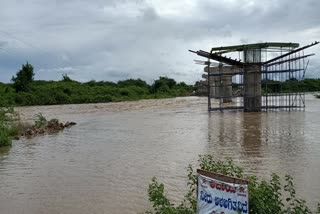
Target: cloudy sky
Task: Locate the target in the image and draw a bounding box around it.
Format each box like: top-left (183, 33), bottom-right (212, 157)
top-left (0, 0), bottom-right (319, 84)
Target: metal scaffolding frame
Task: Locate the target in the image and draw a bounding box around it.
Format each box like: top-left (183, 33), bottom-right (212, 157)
top-left (190, 41), bottom-right (319, 112)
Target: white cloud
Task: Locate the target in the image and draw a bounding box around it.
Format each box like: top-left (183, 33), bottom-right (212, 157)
top-left (0, 0), bottom-right (319, 84)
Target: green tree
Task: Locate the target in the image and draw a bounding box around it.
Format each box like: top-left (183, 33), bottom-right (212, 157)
top-left (61, 74), bottom-right (73, 82)
top-left (151, 77), bottom-right (177, 93)
top-left (11, 62), bottom-right (35, 92)
top-left (118, 78), bottom-right (149, 88)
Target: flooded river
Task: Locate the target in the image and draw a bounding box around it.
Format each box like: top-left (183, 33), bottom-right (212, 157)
top-left (0, 95), bottom-right (319, 213)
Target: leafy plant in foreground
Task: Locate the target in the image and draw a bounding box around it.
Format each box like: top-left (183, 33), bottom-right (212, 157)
top-left (146, 155), bottom-right (319, 214)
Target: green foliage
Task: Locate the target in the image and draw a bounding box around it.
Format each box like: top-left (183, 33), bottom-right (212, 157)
top-left (7, 122), bottom-right (24, 137)
top-left (0, 107), bottom-right (68, 147)
top-left (151, 77), bottom-right (176, 94)
top-left (196, 78), bottom-right (320, 96)
top-left (146, 155), bottom-right (319, 214)
top-left (147, 177), bottom-right (194, 214)
top-left (0, 122), bottom-right (11, 147)
top-left (198, 155), bottom-right (244, 178)
top-left (248, 174), bottom-right (283, 213)
top-left (34, 113), bottom-right (48, 128)
top-left (11, 62), bottom-right (35, 92)
top-left (14, 92), bottom-right (37, 106)
top-left (0, 107), bottom-right (21, 147)
top-left (261, 78), bottom-right (320, 94)
top-left (118, 78), bottom-right (149, 88)
top-left (61, 74), bottom-right (73, 82)
top-left (0, 77), bottom-right (193, 107)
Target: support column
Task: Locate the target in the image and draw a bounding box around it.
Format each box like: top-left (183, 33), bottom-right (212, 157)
top-left (204, 66), bottom-right (233, 103)
top-left (244, 65), bottom-right (261, 112)
top-left (221, 75), bottom-right (232, 103)
top-left (202, 74), bottom-right (215, 98)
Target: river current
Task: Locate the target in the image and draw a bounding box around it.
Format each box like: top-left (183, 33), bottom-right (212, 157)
top-left (0, 95), bottom-right (319, 213)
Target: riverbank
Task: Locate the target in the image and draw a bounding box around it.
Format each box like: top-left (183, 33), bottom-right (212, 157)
top-left (0, 77), bottom-right (193, 107)
top-left (0, 108), bottom-right (76, 147)
top-left (3, 74), bottom-right (320, 107)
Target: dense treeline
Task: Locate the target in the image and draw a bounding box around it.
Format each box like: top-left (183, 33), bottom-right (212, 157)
top-left (231, 78), bottom-right (320, 93)
top-left (0, 63), bottom-right (194, 107)
top-left (194, 78), bottom-right (320, 97)
top-left (1, 63), bottom-right (319, 107)
top-left (261, 78), bottom-right (320, 93)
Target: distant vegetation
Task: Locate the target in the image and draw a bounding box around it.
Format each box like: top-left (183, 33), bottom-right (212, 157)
top-left (231, 78), bottom-right (320, 93)
top-left (0, 63), bottom-right (194, 107)
top-left (194, 78), bottom-right (320, 97)
top-left (1, 63), bottom-right (319, 107)
top-left (261, 78), bottom-right (320, 93)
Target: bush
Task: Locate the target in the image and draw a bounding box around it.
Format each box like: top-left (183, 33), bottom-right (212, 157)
top-left (11, 62), bottom-right (35, 92)
top-left (34, 113), bottom-right (48, 128)
top-left (0, 122), bottom-right (11, 147)
top-left (146, 155), bottom-right (320, 214)
top-left (14, 92), bottom-right (37, 106)
top-left (0, 107), bottom-right (23, 146)
top-left (1, 77), bottom-right (194, 106)
top-left (7, 122), bottom-right (24, 137)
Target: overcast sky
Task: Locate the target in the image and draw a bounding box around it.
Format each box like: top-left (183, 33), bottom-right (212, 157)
top-left (0, 0), bottom-right (319, 84)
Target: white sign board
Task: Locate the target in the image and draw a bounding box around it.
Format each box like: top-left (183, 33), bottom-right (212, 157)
top-left (197, 169), bottom-right (249, 214)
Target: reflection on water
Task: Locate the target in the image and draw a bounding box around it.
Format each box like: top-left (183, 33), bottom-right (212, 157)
top-left (0, 95), bottom-right (319, 213)
top-left (207, 112), bottom-right (264, 161)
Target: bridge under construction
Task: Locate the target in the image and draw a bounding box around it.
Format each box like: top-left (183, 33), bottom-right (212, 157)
top-left (189, 41), bottom-right (319, 112)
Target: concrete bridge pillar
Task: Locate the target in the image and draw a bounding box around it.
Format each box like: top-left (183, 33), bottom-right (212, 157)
top-left (243, 65), bottom-right (261, 112)
top-left (221, 75), bottom-right (232, 103)
top-left (204, 66), bottom-right (233, 103)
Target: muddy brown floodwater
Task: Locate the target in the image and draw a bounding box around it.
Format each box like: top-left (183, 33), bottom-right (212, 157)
top-left (0, 95), bottom-right (320, 213)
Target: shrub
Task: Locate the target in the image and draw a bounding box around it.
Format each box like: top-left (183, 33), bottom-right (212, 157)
top-left (1, 76), bottom-right (194, 106)
top-left (0, 108), bottom-right (25, 139)
top-left (61, 74), bottom-right (74, 82)
top-left (7, 122), bottom-right (25, 137)
top-left (0, 122), bottom-right (11, 147)
top-left (146, 155), bottom-right (320, 214)
top-left (14, 92), bottom-right (37, 106)
top-left (34, 113), bottom-right (47, 128)
top-left (11, 62), bottom-right (35, 92)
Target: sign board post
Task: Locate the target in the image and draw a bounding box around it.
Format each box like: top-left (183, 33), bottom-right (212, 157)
top-left (197, 169), bottom-right (249, 214)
